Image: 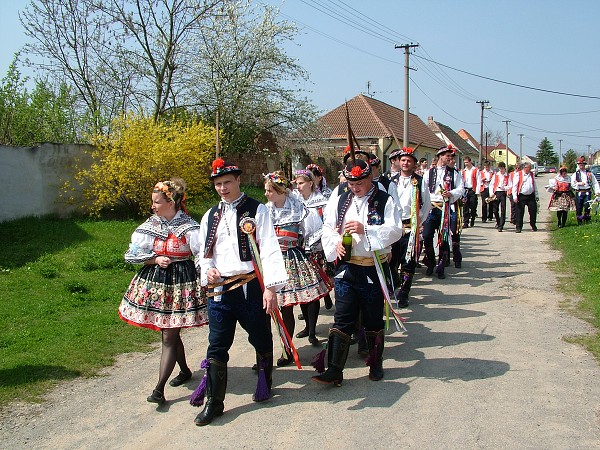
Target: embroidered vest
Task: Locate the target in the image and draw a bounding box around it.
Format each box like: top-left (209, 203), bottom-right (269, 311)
top-left (428, 166), bottom-right (456, 194)
top-left (575, 170), bottom-right (592, 184)
top-left (204, 195), bottom-right (260, 261)
top-left (153, 233), bottom-right (191, 258)
top-left (336, 185), bottom-right (389, 229)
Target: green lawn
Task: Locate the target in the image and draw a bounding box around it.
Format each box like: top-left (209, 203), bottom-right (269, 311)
top-left (549, 214), bottom-right (600, 358)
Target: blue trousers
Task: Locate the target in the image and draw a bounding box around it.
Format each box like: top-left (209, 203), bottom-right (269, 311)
top-left (332, 262), bottom-right (385, 336)
top-left (575, 190), bottom-right (592, 222)
top-left (206, 277), bottom-right (272, 363)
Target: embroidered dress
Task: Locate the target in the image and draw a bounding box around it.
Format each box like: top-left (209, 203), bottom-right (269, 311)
top-left (119, 211), bottom-right (208, 331)
top-left (267, 196), bottom-right (330, 307)
top-left (294, 190), bottom-right (334, 289)
top-left (547, 175), bottom-right (575, 211)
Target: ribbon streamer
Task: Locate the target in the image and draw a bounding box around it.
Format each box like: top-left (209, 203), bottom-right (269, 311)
top-left (372, 250), bottom-right (407, 333)
top-left (240, 218), bottom-right (302, 369)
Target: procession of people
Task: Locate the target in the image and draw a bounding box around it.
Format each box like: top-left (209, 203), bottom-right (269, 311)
top-left (120, 145), bottom-right (599, 426)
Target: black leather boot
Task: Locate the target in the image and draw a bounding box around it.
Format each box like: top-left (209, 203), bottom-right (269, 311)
top-left (312, 329), bottom-right (351, 387)
top-left (194, 359), bottom-right (227, 426)
top-left (253, 352), bottom-right (273, 402)
top-left (425, 246), bottom-right (436, 275)
top-left (365, 329), bottom-right (385, 381)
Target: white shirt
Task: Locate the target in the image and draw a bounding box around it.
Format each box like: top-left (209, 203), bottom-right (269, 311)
top-left (428, 166), bottom-right (465, 204)
top-left (198, 194), bottom-right (288, 290)
top-left (462, 166), bottom-right (481, 191)
top-left (321, 187), bottom-right (402, 263)
top-left (395, 173), bottom-right (432, 224)
top-left (571, 169), bottom-right (600, 193)
top-left (512, 170), bottom-right (538, 200)
top-left (489, 171), bottom-right (510, 195)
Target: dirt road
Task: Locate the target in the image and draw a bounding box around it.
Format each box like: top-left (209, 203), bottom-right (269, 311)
top-left (1, 174), bottom-right (599, 449)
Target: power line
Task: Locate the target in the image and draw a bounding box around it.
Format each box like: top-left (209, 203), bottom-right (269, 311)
top-left (413, 54), bottom-right (600, 100)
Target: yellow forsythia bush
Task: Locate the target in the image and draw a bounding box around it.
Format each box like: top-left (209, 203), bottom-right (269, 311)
top-left (74, 114), bottom-right (216, 216)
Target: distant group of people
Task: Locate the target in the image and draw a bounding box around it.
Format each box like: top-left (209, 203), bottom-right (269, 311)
top-left (116, 145), bottom-right (599, 427)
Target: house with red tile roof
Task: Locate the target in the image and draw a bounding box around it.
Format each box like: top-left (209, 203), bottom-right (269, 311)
top-left (295, 94), bottom-right (444, 172)
top-left (427, 117), bottom-right (479, 169)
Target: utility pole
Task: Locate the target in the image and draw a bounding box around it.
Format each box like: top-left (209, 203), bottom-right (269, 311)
top-left (518, 134), bottom-right (524, 163)
top-left (395, 43), bottom-right (419, 148)
top-left (558, 139), bottom-right (562, 166)
top-left (503, 120), bottom-right (511, 168)
top-left (476, 100), bottom-right (490, 166)
top-left (588, 144), bottom-right (592, 164)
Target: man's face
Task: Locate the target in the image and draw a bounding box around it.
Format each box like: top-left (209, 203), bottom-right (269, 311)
top-left (578, 162), bottom-right (586, 170)
top-left (446, 154), bottom-right (456, 168)
top-left (347, 175), bottom-right (373, 197)
top-left (484, 163), bottom-right (491, 171)
top-left (400, 156), bottom-right (416, 174)
top-left (390, 156), bottom-right (401, 171)
top-left (213, 174), bottom-right (241, 202)
top-left (464, 159), bottom-right (472, 168)
top-left (523, 165), bottom-right (531, 174)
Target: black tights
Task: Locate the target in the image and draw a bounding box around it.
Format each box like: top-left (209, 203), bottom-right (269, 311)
top-left (557, 210), bottom-right (568, 227)
top-left (155, 328), bottom-right (189, 393)
top-left (281, 306), bottom-right (296, 347)
top-left (300, 301), bottom-right (320, 338)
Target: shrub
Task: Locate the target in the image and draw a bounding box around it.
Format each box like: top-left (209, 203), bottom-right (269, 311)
top-left (69, 114), bottom-right (217, 216)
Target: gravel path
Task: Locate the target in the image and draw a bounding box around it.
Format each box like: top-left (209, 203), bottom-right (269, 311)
top-left (1, 174), bottom-right (599, 449)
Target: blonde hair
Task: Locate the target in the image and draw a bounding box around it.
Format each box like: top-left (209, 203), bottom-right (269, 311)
top-left (294, 169), bottom-right (317, 193)
top-left (153, 177), bottom-right (186, 210)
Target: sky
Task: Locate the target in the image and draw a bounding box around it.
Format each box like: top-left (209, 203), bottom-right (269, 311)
top-left (2, 1), bottom-right (600, 160)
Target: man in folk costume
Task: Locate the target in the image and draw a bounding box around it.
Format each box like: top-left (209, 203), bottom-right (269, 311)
top-left (479, 160), bottom-right (495, 223)
top-left (423, 145), bottom-right (465, 279)
top-left (392, 147), bottom-right (431, 307)
top-left (312, 159), bottom-right (403, 386)
top-left (512, 162), bottom-right (539, 233)
top-left (386, 148), bottom-right (403, 184)
top-left (461, 156), bottom-right (481, 228)
top-left (571, 157), bottom-right (600, 225)
top-left (193, 159), bottom-right (288, 426)
top-left (507, 163), bottom-right (521, 225)
top-left (488, 161), bottom-right (510, 232)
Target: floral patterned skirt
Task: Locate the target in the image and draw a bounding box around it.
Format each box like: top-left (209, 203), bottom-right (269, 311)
top-left (119, 259), bottom-right (208, 331)
top-left (548, 191), bottom-right (575, 211)
top-left (278, 247), bottom-right (330, 307)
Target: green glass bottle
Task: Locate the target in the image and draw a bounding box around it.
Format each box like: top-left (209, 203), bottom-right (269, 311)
top-left (341, 232), bottom-right (352, 262)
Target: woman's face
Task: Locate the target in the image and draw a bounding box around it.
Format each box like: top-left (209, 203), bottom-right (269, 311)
top-left (152, 192), bottom-right (173, 217)
top-left (295, 178), bottom-right (313, 198)
top-left (264, 183), bottom-right (286, 204)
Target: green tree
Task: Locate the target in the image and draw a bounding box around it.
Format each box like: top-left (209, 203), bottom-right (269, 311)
top-left (68, 114), bottom-right (216, 216)
top-left (562, 149), bottom-right (578, 172)
top-left (536, 137), bottom-right (558, 166)
top-left (0, 57), bottom-right (80, 145)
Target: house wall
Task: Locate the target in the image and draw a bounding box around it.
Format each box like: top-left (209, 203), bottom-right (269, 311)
top-left (0, 143), bottom-right (93, 223)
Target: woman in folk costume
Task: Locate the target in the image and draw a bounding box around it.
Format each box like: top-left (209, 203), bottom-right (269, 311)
top-left (306, 163), bottom-right (333, 199)
top-left (293, 169), bottom-right (335, 316)
top-left (119, 178), bottom-right (208, 405)
top-left (488, 161), bottom-right (510, 232)
top-left (264, 171), bottom-right (330, 365)
top-left (547, 166), bottom-right (576, 228)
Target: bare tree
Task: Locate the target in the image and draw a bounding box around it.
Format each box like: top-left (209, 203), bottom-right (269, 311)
top-left (21, 0), bottom-right (224, 129)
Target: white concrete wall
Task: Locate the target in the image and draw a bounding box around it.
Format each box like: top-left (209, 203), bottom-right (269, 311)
top-left (0, 143), bottom-right (93, 222)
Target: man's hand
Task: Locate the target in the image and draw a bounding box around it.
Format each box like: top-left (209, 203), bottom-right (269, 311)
top-left (263, 288), bottom-right (278, 315)
top-left (206, 268), bottom-right (222, 284)
top-left (344, 220), bottom-right (364, 235)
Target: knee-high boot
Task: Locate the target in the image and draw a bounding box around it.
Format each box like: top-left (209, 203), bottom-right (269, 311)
top-left (194, 359), bottom-right (227, 426)
top-left (398, 270), bottom-right (413, 307)
top-left (253, 352), bottom-right (273, 402)
top-left (312, 329), bottom-right (351, 387)
top-left (365, 329), bottom-right (385, 381)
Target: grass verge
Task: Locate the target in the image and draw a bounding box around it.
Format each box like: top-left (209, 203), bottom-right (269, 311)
top-left (0, 185), bottom-right (267, 406)
top-left (548, 213), bottom-right (600, 360)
